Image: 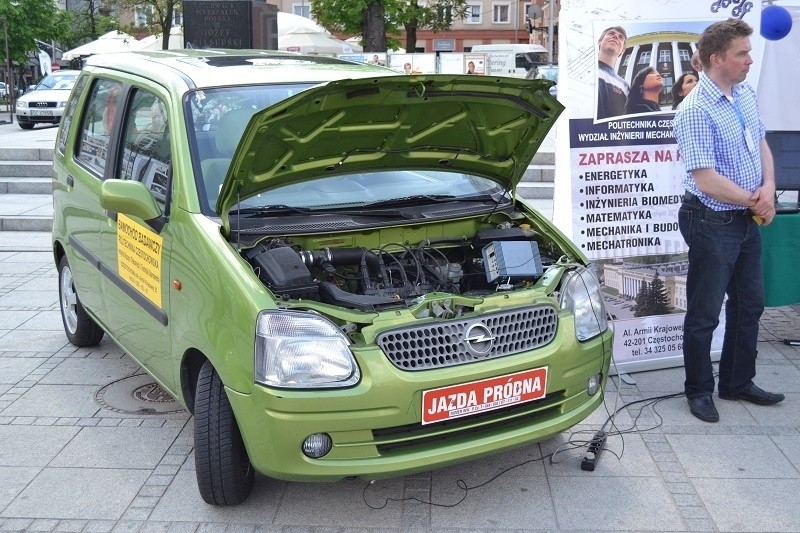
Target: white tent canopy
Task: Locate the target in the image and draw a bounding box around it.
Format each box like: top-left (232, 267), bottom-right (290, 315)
top-left (62, 31), bottom-right (139, 60)
top-left (136, 26), bottom-right (184, 51)
top-left (277, 12), bottom-right (328, 37)
top-left (279, 27), bottom-right (362, 55)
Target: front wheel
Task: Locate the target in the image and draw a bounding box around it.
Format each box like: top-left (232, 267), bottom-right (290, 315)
top-left (58, 255), bottom-right (104, 346)
top-left (194, 359), bottom-right (255, 506)
top-left (18, 122), bottom-right (34, 130)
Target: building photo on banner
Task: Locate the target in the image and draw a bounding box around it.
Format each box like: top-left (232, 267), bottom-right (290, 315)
top-left (555, 0), bottom-right (768, 373)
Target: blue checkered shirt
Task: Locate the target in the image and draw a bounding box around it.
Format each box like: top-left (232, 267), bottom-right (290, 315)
top-left (673, 74), bottom-right (765, 211)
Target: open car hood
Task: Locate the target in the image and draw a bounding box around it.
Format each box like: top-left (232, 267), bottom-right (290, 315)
top-left (218, 75), bottom-right (562, 232)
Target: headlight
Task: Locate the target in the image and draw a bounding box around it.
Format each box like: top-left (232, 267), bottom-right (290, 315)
top-left (16, 100), bottom-right (27, 108)
top-left (255, 311), bottom-right (360, 388)
top-left (559, 266), bottom-right (608, 341)
top-left (57, 101), bottom-right (67, 108)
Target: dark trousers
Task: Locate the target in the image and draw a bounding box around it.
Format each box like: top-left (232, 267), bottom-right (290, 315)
top-left (678, 193), bottom-right (764, 398)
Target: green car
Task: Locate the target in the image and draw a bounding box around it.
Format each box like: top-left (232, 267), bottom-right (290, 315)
top-left (52, 49), bottom-right (612, 506)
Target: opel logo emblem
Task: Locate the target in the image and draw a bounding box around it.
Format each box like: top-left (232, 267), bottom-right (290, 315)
top-left (464, 323), bottom-right (494, 356)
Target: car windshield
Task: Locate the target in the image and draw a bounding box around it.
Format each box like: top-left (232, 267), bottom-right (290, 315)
top-left (35, 72), bottom-right (78, 91)
top-left (188, 85), bottom-right (506, 216)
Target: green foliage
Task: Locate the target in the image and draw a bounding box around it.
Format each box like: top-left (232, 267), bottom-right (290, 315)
top-left (633, 272), bottom-right (671, 317)
top-left (62, 1), bottom-right (120, 50)
top-left (309, 0), bottom-right (467, 52)
top-left (0, 0), bottom-right (71, 66)
top-left (112, 0), bottom-right (180, 50)
top-left (397, 0), bottom-right (468, 32)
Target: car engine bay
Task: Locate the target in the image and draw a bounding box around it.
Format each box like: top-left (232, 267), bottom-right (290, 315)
top-left (243, 224), bottom-right (567, 313)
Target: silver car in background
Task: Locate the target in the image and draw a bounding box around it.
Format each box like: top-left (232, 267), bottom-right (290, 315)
top-left (15, 70), bottom-right (80, 129)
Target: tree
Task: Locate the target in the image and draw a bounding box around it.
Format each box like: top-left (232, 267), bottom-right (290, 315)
top-left (633, 279), bottom-right (651, 317)
top-left (0, 0), bottom-right (70, 86)
top-left (648, 272), bottom-right (671, 315)
top-left (396, 0), bottom-right (468, 54)
top-left (113, 0), bottom-right (180, 50)
top-left (62, 0), bottom-right (119, 50)
top-left (310, 0), bottom-right (396, 52)
top-left (310, 0), bottom-right (468, 53)
top-left (633, 272), bottom-right (671, 317)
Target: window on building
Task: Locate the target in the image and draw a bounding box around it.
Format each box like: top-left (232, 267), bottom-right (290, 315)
top-left (134, 5), bottom-right (180, 26)
top-left (658, 49), bottom-right (671, 63)
top-left (134, 7), bottom-right (149, 26)
top-left (678, 49), bottom-right (690, 62)
top-left (492, 2), bottom-right (511, 23)
top-left (464, 4), bottom-right (482, 24)
top-left (293, 3), bottom-right (311, 18)
top-left (638, 51), bottom-right (651, 65)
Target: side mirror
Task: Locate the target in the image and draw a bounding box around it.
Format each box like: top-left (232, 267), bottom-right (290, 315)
top-left (100, 179), bottom-right (162, 221)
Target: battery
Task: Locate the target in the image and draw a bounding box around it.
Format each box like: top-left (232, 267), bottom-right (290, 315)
top-left (482, 241), bottom-right (543, 283)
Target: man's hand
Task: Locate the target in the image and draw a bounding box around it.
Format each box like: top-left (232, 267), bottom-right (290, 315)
top-left (750, 186), bottom-right (775, 218)
top-left (750, 187), bottom-right (776, 225)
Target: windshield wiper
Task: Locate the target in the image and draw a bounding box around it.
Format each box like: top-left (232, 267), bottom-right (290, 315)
top-left (361, 193), bottom-right (501, 209)
top-left (232, 204), bottom-right (411, 219)
top-left (233, 205), bottom-right (313, 215)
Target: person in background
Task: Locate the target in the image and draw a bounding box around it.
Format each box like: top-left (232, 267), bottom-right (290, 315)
top-left (403, 62), bottom-right (412, 74)
top-left (103, 83), bottom-right (122, 134)
top-left (691, 50), bottom-right (703, 73)
top-left (673, 18), bottom-right (783, 424)
top-left (466, 61), bottom-right (476, 74)
top-left (671, 71), bottom-right (699, 109)
top-left (597, 25), bottom-right (630, 119)
top-left (624, 66), bottom-right (664, 114)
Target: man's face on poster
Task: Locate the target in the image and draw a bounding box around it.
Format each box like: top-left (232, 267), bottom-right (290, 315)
top-left (599, 28), bottom-right (626, 58)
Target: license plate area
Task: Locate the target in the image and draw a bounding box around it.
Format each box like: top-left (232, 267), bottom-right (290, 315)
top-left (421, 367), bottom-right (547, 425)
top-left (31, 110), bottom-right (53, 117)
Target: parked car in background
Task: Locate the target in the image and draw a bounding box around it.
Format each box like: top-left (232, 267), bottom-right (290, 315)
top-left (52, 49), bottom-right (612, 506)
top-left (0, 82), bottom-right (7, 99)
top-left (528, 65), bottom-right (559, 97)
top-left (15, 70), bottom-right (80, 129)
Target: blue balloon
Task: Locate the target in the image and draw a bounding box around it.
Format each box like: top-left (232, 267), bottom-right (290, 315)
top-left (761, 5), bottom-right (793, 41)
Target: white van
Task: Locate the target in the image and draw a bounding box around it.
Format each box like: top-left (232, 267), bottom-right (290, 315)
top-left (470, 44), bottom-right (549, 78)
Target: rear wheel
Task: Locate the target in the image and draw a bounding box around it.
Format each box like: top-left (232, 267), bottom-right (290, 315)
top-left (194, 359), bottom-right (255, 505)
top-left (58, 255), bottom-right (104, 346)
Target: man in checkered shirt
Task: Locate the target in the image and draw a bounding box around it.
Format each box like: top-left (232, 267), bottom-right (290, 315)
top-left (673, 18), bottom-right (784, 424)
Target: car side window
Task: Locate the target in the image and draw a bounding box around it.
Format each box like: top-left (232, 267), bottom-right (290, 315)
top-left (75, 79), bottom-right (124, 176)
top-left (117, 89), bottom-right (171, 211)
top-left (56, 75), bottom-right (88, 154)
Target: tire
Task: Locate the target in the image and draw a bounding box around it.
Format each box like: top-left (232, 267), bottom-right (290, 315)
top-left (58, 255), bottom-right (104, 346)
top-left (194, 359), bottom-right (255, 506)
top-left (18, 122), bottom-right (34, 130)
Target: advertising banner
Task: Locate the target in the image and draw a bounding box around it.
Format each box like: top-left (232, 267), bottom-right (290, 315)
top-left (557, 0), bottom-right (764, 373)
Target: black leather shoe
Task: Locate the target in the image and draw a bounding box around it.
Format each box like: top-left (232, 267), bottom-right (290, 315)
top-left (687, 395), bottom-right (719, 423)
top-left (719, 383), bottom-right (785, 405)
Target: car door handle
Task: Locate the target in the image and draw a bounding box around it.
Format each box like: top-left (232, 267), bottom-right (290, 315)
top-left (66, 175), bottom-right (74, 187)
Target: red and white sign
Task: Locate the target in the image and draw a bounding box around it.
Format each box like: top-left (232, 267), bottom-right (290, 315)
top-left (421, 367), bottom-right (547, 425)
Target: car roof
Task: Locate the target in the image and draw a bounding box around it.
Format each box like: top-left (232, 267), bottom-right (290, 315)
top-left (82, 49), bottom-right (394, 91)
top-left (46, 70), bottom-right (80, 77)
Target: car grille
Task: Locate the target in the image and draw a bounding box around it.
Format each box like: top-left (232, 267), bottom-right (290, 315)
top-left (376, 305), bottom-right (558, 371)
top-left (29, 102), bottom-right (57, 108)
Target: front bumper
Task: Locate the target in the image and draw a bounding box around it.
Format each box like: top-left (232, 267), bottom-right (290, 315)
top-left (226, 327), bottom-right (612, 482)
top-left (16, 108), bottom-right (63, 124)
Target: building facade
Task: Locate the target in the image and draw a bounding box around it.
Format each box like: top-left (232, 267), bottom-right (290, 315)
top-left (274, 0), bottom-right (559, 57)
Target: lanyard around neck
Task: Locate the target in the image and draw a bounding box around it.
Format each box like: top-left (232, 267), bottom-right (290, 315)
top-left (732, 92), bottom-right (747, 132)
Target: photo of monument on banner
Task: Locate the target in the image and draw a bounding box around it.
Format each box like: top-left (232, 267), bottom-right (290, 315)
top-left (556, 0), bottom-right (764, 373)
